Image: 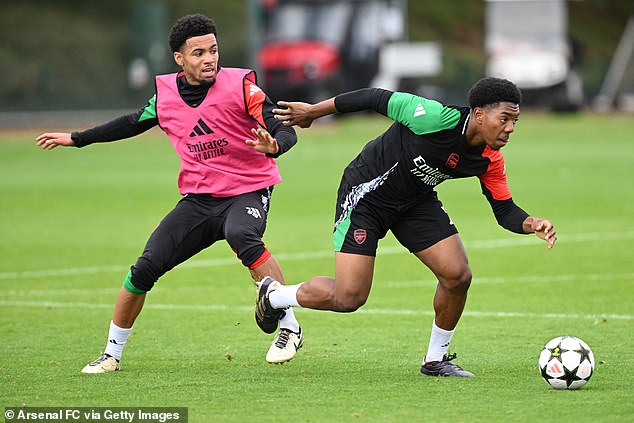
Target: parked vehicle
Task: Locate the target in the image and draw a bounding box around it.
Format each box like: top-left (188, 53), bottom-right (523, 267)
top-left (257, 0), bottom-right (406, 102)
top-left (485, 0), bottom-right (583, 111)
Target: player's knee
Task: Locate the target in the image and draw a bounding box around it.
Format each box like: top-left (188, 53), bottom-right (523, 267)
top-left (225, 223), bottom-right (259, 246)
top-left (126, 258), bottom-right (160, 293)
top-left (333, 291), bottom-right (368, 312)
top-left (338, 298), bottom-right (366, 312)
top-left (440, 267), bottom-right (472, 293)
top-left (226, 225), bottom-right (265, 268)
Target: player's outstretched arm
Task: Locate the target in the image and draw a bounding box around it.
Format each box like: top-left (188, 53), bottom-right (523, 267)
top-left (273, 98), bottom-right (337, 128)
top-left (35, 133), bottom-right (75, 150)
top-left (523, 216), bottom-right (557, 249)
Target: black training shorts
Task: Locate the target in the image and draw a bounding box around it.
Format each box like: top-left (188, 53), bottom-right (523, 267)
top-left (333, 182), bottom-right (457, 256)
top-left (130, 188), bottom-right (273, 292)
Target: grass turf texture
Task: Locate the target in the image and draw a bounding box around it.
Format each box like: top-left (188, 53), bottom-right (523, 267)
top-left (1, 113), bottom-right (633, 422)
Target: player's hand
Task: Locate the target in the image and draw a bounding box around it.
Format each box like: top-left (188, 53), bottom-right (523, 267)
top-left (36, 133), bottom-right (74, 150)
top-left (273, 101), bottom-right (315, 128)
top-left (532, 219), bottom-right (557, 249)
top-left (245, 127), bottom-right (279, 154)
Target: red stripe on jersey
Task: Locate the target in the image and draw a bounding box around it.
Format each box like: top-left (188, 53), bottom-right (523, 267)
top-left (243, 76), bottom-right (266, 128)
top-left (479, 146), bottom-right (512, 200)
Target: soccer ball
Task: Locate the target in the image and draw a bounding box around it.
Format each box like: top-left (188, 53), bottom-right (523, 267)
top-left (538, 336), bottom-right (595, 390)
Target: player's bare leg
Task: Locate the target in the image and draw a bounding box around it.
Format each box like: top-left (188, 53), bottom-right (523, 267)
top-left (112, 288), bottom-right (146, 328)
top-left (250, 253), bottom-right (284, 283)
top-left (295, 252), bottom-right (375, 311)
top-left (415, 234), bottom-right (472, 331)
top-left (256, 253), bottom-right (373, 361)
top-left (416, 234), bottom-right (474, 377)
top-left (260, 252), bottom-right (375, 315)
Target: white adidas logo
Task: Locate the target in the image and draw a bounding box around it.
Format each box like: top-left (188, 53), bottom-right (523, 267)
top-left (414, 103), bottom-right (426, 117)
top-left (250, 85), bottom-right (262, 95)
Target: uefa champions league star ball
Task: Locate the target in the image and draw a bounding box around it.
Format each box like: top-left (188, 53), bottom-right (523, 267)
top-left (538, 336), bottom-right (595, 390)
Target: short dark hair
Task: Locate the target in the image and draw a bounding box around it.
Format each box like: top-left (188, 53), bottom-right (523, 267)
top-left (467, 77), bottom-right (522, 108)
top-left (168, 14), bottom-right (217, 53)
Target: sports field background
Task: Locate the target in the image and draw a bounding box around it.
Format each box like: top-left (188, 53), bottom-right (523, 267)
top-left (1, 113), bottom-right (633, 422)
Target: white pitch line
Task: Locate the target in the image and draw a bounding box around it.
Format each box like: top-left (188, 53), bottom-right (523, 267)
top-left (378, 272), bottom-right (634, 288)
top-left (5, 272), bottom-right (633, 297)
top-left (0, 299), bottom-right (632, 321)
top-left (1, 230), bottom-right (634, 281)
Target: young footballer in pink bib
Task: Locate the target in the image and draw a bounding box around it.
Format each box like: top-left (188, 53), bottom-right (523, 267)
top-left (36, 14), bottom-right (303, 373)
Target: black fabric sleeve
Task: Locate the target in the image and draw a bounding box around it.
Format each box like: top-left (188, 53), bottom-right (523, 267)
top-left (267, 125), bottom-right (297, 158)
top-left (333, 88), bottom-right (393, 116)
top-left (488, 197), bottom-right (530, 234)
top-left (71, 109), bottom-right (158, 148)
top-left (261, 94), bottom-right (297, 158)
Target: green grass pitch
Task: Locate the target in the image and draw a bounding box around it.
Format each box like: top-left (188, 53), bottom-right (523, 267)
top-left (1, 112), bottom-right (633, 422)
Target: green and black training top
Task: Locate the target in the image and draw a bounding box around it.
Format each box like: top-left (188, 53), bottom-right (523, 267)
top-left (333, 88), bottom-right (529, 234)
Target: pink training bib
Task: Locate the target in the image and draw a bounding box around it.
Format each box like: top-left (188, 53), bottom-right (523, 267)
top-left (156, 68), bottom-right (281, 197)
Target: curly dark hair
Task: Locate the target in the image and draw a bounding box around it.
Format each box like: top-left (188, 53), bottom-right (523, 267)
top-left (168, 14), bottom-right (217, 53)
top-left (467, 77), bottom-right (522, 109)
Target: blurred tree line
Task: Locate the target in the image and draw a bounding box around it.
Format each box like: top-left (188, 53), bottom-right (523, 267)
top-left (0, 0), bottom-right (250, 112)
top-left (1, 0), bottom-right (631, 112)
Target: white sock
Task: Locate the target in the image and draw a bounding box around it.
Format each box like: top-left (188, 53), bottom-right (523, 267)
top-left (279, 307), bottom-right (300, 333)
top-left (103, 320), bottom-right (132, 360)
top-left (424, 321), bottom-right (454, 363)
top-left (269, 283), bottom-right (302, 309)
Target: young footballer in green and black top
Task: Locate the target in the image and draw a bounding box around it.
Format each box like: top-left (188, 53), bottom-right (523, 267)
top-left (255, 77), bottom-right (557, 377)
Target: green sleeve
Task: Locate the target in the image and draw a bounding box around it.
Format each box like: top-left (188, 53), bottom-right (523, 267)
top-left (138, 95), bottom-right (157, 122)
top-left (386, 92), bottom-right (461, 135)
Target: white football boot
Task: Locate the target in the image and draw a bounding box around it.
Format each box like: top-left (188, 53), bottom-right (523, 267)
top-left (81, 353), bottom-right (120, 374)
top-left (266, 328), bottom-right (304, 364)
